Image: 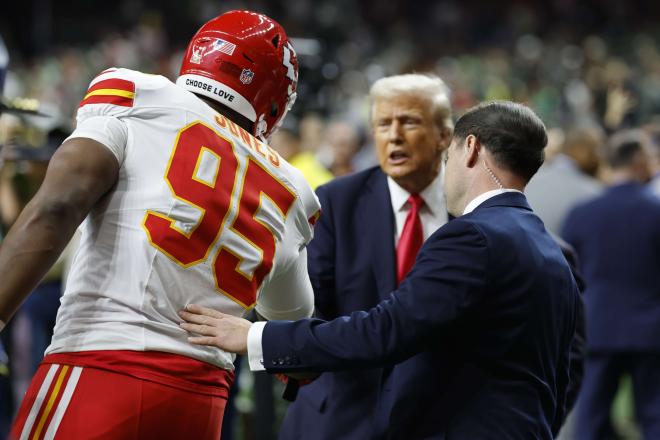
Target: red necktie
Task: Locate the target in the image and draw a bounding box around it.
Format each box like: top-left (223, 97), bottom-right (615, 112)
top-left (396, 194), bottom-right (424, 284)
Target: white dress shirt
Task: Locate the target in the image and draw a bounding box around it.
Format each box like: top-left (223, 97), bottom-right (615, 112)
top-left (247, 166), bottom-right (449, 371)
top-left (463, 188), bottom-right (523, 215)
top-left (387, 166), bottom-right (447, 243)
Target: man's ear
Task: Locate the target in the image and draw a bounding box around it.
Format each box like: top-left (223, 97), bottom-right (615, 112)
top-left (436, 127), bottom-right (452, 152)
top-left (464, 134), bottom-right (480, 168)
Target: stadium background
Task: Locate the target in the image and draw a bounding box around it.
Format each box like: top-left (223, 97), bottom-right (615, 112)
top-left (3, 0), bottom-right (660, 132)
top-left (2, 0), bottom-right (660, 439)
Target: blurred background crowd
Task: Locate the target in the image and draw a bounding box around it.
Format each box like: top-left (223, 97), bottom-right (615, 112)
top-left (1, 0), bottom-right (660, 439)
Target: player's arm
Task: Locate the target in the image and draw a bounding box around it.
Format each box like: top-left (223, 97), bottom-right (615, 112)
top-left (255, 246), bottom-right (314, 321)
top-left (253, 181), bottom-right (318, 322)
top-left (0, 138), bottom-right (119, 328)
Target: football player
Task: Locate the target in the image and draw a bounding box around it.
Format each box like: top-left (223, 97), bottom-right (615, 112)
top-left (0, 10), bottom-right (319, 439)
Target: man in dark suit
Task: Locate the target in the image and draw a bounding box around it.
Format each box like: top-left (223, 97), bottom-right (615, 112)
top-left (277, 73), bottom-right (453, 439)
top-left (180, 101), bottom-right (582, 439)
top-left (562, 130), bottom-right (660, 440)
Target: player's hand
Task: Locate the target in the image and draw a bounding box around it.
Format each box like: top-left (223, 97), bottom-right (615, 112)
top-left (178, 304), bottom-right (251, 355)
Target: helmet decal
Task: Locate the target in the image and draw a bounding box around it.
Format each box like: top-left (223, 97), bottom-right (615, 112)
top-left (208, 38), bottom-right (237, 56)
top-left (240, 69), bottom-right (255, 85)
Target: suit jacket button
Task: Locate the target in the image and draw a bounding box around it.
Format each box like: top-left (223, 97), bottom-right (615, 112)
top-left (271, 359), bottom-right (278, 366)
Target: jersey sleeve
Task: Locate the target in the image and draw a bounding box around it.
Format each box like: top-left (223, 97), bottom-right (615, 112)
top-left (66, 68), bottom-right (135, 165)
top-left (255, 247), bottom-right (314, 321)
top-left (254, 167), bottom-right (320, 321)
top-left (290, 166), bottom-right (322, 246)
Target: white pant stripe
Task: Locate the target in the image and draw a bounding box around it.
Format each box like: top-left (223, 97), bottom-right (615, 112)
top-left (43, 366), bottom-right (82, 440)
top-left (20, 364), bottom-right (60, 440)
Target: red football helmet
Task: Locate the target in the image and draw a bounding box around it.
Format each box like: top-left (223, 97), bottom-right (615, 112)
top-left (177, 10), bottom-right (299, 139)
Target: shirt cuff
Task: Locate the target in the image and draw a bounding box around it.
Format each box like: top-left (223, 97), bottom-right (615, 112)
top-left (247, 321), bottom-right (267, 371)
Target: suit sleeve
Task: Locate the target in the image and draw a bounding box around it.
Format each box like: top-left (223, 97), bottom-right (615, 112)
top-left (307, 184), bottom-right (337, 319)
top-left (552, 287), bottom-right (583, 434)
top-left (261, 219), bottom-right (489, 373)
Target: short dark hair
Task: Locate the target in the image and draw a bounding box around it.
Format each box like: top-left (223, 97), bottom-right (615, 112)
top-left (453, 101), bottom-right (548, 182)
top-left (606, 130), bottom-right (649, 168)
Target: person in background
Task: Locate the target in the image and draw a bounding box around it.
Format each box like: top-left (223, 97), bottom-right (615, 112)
top-left (0, 33), bottom-right (55, 438)
top-left (526, 127), bottom-right (604, 234)
top-left (0, 32), bottom-right (12, 439)
top-left (562, 130), bottom-right (660, 440)
top-left (269, 116), bottom-right (333, 190)
top-left (321, 120), bottom-right (363, 177)
top-left (0, 125), bottom-right (70, 415)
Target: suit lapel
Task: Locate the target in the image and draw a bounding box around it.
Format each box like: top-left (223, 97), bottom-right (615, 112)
top-left (358, 169), bottom-right (397, 299)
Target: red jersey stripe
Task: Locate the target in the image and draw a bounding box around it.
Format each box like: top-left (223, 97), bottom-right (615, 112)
top-left (87, 78), bottom-right (135, 95)
top-left (79, 94), bottom-right (134, 108)
top-left (78, 77), bottom-right (136, 108)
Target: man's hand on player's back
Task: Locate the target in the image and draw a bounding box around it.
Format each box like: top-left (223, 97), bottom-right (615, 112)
top-left (179, 304), bottom-right (252, 354)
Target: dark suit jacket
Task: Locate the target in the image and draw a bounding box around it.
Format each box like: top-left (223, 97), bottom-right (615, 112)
top-left (266, 192), bottom-right (581, 439)
top-left (280, 167), bottom-right (400, 439)
top-left (561, 182), bottom-right (660, 352)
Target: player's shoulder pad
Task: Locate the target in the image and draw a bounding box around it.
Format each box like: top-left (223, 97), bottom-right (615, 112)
top-left (77, 67), bottom-right (170, 117)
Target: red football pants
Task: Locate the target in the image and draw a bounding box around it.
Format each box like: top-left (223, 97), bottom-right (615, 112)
top-left (10, 362), bottom-right (228, 440)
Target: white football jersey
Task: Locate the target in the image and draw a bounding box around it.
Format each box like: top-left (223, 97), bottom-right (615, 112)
top-left (46, 68), bottom-right (320, 370)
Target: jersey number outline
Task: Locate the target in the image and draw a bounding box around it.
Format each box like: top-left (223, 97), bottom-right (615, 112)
top-left (142, 121), bottom-right (296, 308)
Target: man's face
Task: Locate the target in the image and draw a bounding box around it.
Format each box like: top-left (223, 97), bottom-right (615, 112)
top-left (372, 94), bottom-right (447, 192)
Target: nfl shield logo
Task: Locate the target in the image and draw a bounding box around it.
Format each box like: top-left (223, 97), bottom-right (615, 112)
top-left (240, 69), bottom-right (254, 85)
